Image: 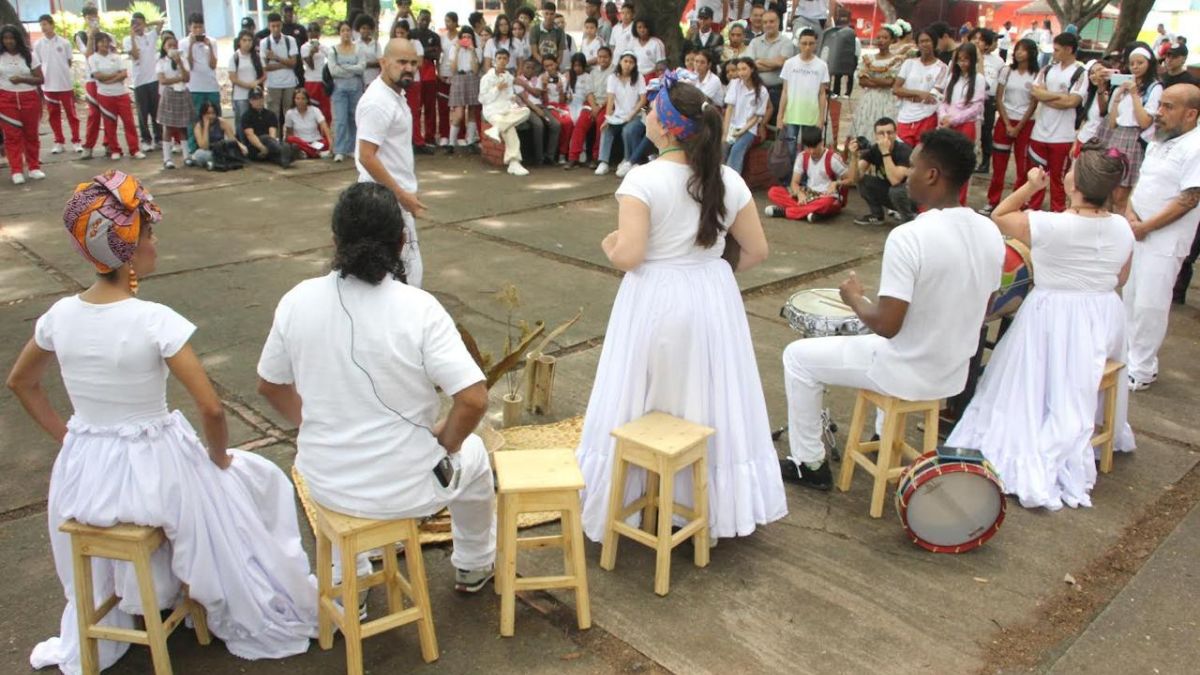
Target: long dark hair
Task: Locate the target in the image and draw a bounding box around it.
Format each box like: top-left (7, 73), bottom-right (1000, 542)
top-left (234, 30), bottom-right (264, 79)
top-left (1124, 41), bottom-right (1160, 96)
top-left (1011, 38), bottom-right (1037, 74)
top-left (615, 52), bottom-right (639, 84)
top-left (331, 183), bottom-right (407, 284)
top-left (568, 52), bottom-right (588, 90)
top-left (666, 83), bottom-right (727, 248)
top-left (735, 57), bottom-right (765, 106)
top-left (493, 13), bottom-right (511, 40)
top-left (458, 26), bottom-right (477, 49)
top-left (159, 33), bottom-right (179, 71)
top-left (945, 42), bottom-right (978, 105)
top-left (1, 25), bottom-right (33, 66)
top-left (634, 18), bottom-right (654, 42)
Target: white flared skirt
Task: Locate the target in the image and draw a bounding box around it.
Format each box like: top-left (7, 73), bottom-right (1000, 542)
top-left (576, 256), bottom-right (788, 542)
top-left (30, 411), bottom-right (318, 674)
top-left (947, 287), bottom-right (1135, 511)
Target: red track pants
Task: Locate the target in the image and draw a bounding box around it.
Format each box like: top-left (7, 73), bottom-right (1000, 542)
top-left (767, 185), bottom-right (844, 221)
top-left (96, 91), bottom-right (139, 155)
top-left (303, 82), bottom-right (332, 128)
top-left (1026, 139), bottom-right (1072, 213)
top-left (986, 117), bottom-right (1033, 208)
top-left (43, 89), bottom-right (80, 144)
top-left (568, 108), bottom-right (594, 163)
top-left (0, 89), bottom-right (43, 175)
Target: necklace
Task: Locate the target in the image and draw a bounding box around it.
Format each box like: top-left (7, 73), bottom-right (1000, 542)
top-left (658, 146), bottom-right (684, 159)
top-left (1070, 206), bottom-right (1106, 216)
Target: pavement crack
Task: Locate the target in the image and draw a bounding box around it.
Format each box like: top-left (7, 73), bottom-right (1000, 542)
top-left (0, 235), bottom-right (85, 294)
top-left (447, 222), bottom-right (622, 278)
top-left (145, 245), bottom-right (334, 281)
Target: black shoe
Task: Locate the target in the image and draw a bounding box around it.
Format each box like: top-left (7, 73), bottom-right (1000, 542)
top-left (414, 144), bottom-right (435, 155)
top-left (280, 146), bottom-right (295, 169)
top-left (854, 214), bottom-right (886, 226)
top-left (974, 163), bottom-right (989, 174)
top-left (780, 458), bottom-right (832, 491)
top-left (1174, 293), bottom-right (1187, 305)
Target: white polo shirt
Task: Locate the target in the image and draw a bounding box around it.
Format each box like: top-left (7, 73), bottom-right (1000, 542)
top-left (1031, 60), bottom-right (1087, 144)
top-left (0, 52), bottom-right (41, 93)
top-left (1131, 126), bottom-right (1200, 257)
top-left (873, 207), bottom-right (1005, 401)
top-left (895, 57), bottom-right (948, 123)
top-left (34, 35), bottom-right (74, 92)
top-left (259, 33), bottom-right (299, 89)
top-left (122, 29), bottom-right (159, 87)
top-left (87, 52), bottom-right (127, 97)
top-left (355, 76), bottom-right (416, 193)
top-left (178, 36), bottom-right (219, 92)
top-left (257, 272), bottom-right (484, 517)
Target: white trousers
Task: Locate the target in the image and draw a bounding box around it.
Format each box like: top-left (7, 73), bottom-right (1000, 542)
top-left (485, 106), bottom-right (531, 165)
top-left (401, 209), bottom-right (423, 289)
top-left (331, 435), bottom-right (496, 581)
top-left (783, 335), bottom-right (888, 465)
top-left (1124, 242), bottom-right (1185, 382)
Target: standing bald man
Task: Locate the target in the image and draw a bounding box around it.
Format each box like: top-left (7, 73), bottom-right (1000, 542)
top-left (1125, 83), bottom-right (1200, 390)
top-left (356, 38), bottom-right (428, 288)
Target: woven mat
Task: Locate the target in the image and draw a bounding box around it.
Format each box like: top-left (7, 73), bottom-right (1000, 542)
top-left (292, 416), bottom-right (584, 546)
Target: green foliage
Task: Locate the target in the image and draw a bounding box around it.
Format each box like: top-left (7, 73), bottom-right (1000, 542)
top-left (298, 0), bottom-right (347, 29)
top-left (128, 2), bottom-right (164, 23)
top-left (50, 9), bottom-right (162, 46)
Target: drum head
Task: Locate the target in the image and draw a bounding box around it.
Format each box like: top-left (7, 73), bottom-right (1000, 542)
top-left (904, 469), bottom-right (1003, 550)
top-left (787, 289), bottom-right (856, 318)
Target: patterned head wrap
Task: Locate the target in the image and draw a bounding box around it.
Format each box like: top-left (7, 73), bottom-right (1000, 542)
top-left (650, 68), bottom-right (704, 140)
top-left (63, 171), bottom-right (161, 273)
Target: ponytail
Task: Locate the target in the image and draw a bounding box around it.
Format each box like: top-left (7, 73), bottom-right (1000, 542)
top-left (669, 83), bottom-right (727, 248)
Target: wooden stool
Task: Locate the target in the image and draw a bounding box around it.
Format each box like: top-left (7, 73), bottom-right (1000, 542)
top-left (59, 521), bottom-right (211, 675)
top-left (1093, 359), bottom-right (1125, 474)
top-left (493, 448), bottom-right (590, 637)
top-left (313, 504), bottom-right (438, 674)
top-left (836, 390), bottom-right (941, 518)
top-left (600, 412), bottom-right (714, 596)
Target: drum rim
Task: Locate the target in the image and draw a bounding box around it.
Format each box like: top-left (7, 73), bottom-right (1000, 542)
top-left (895, 452), bottom-right (1007, 554)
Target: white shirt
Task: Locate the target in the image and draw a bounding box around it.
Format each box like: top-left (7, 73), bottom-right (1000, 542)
top-left (228, 49), bottom-right (261, 100)
top-left (606, 74), bottom-right (646, 124)
top-left (1112, 81), bottom-right (1162, 129)
top-left (87, 52), bottom-right (127, 97)
top-left (1027, 211), bottom-right (1134, 291)
top-left (1131, 126), bottom-right (1200, 256)
top-left (981, 52), bottom-right (1004, 97)
top-left (589, 64), bottom-right (614, 106)
top-left (632, 37), bottom-right (665, 74)
top-left (285, 106), bottom-right (325, 143)
top-left (539, 72), bottom-right (567, 105)
top-left (1077, 92), bottom-right (1103, 144)
top-left (579, 35), bottom-right (604, 63)
top-left (896, 57), bottom-right (948, 123)
top-left (302, 40), bottom-right (326, 83)
top-left (999, 66), bottom-right (1036, 119)
top-left (257, 273), bottom-right (484, 517)
top-left (611, 22), bottom-right (636, 57)
top-left (873, 208), bottom-right (1005, 401)
top-left (0, 52), bottom-right (40, 93)
top-left (568, 74), bottom-right (594, 119)
top-left (792, 147), bottom-right (847, 193)
top-left (260, 34), bottom-right (299, 89)
top-left (509, 36), bottom-right (531, 63)
top-left (793, 0), bottom-right (830, 21)
top-left (745, 33), bottom-right (797, 88)
top-left (356, 76), bottom-right (416, 193)
top-left (695, 70), bottom-right (725, 106)
top-left (155, 56), bottom-right (188, 92)
top-left (178, 36), bottom-right (219, 92)
top-left (723, 79), bottom-right (767, 131)
top-left (1032, 60), bottom-right (1088, 144)
top-left (779, 54), bottom-right (830, 127)
top-left (616, 162), bottom-right (752, 261)
top-left (998, 28), bottom-right (1014, 51)
top-left (479, 69), bottom-right (522, 119)
top-left (122, 29), bottom-right (159, 87)
top-left (34, 35), bottom-right (74, 92)
top-left (438, 34), bottom-right (457, 78)
top-left (35, 297), bottom-right (195, 428)
top-left (483, 37), bottom-right (513, 64)
top-left (359, 38), bottom-right (381, 86)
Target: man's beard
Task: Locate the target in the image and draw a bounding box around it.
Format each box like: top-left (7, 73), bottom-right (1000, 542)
top-left (1155, 125), bottom-right (1182, 143)
top-left (398, 73), bottom-right (415, 89)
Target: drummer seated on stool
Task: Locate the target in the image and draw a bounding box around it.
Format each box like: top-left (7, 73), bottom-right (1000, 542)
top-left (781, 129), bottom-right (1005, 490)
top-left (764, 126), bottom-right (850, 222)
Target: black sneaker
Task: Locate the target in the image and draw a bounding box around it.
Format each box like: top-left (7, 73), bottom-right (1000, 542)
top-left (973, 163), bottom-right (989, 174)
top-left (779, 458), bottom-right (832, 491)
top-left (854, 214), bottom-right (886, 226)
top-left (414, 144), bottom-right (435, 155)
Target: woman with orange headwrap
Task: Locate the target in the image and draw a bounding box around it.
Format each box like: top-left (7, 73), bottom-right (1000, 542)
top-left (7, 171), bottom-right (318, 673)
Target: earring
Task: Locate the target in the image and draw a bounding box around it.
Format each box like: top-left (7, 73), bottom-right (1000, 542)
top-left (128, 266), bottom-right (139, 295)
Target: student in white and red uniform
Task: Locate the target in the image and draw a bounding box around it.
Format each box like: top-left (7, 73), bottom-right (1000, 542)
top-left (936, 43), bottom-right (986, 205)
top-left (75, 5), bottom-right (115, 158)
top-left (765, 125), bottom-right (848, 222)
top-left (892, 27), bottom-right (948, 148)
top-left (539, 54), bottom-right (573, 164)
top-left (1027, 31), bottom-right (1088, 212)
top-left (34, 14), bottom-right (81, 154)
top-left (0, 25), bottom-right (45, 184)
top-left (984, 38), bottom-right (1039, 213)
top-left (87, 33), bottom-right (144, 160)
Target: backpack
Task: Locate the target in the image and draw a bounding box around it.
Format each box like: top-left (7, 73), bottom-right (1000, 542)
top-left (1039, 63), bottom-right (1088, 130)
top-left (802, 149), bottom-right (848, 203)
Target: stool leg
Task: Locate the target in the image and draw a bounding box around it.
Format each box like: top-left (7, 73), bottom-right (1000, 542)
top-left (599, 454), bottom-right (630, 571)
top-left (315, 528), bottom-right (334, 650)
top-left (870, 410), bottom-right (902, 519)
top-left (691, 455), bottom-right (710, 568)
top-left (69, 539), bottom-right (100, 675)
top-left (565, 504), bottom-right (591, 630)
top-left (183, 586), bottom-right (212, 646)
top-left (405, 522), bottom-right (439, 662)
top-left (499, 494), bottom-right (519, 637)
top-left (133, 542), bottom-right (173, 675)
top-left (837, 392), bottom-right (869, 492)
top-left (340, 540), bottom-right (364, 675)
top-left (642, 469), bottom-right (659, 535)
top-left (653, 469), bottom-right (674, 597)
top-left (494, 492), bottom-right (507, 597)
top-left (922, 406), bottom-right (940, 454)
top-left (1100, 377), bottom-right (1118, 474)
top-left (381, 543), bottom-right (404, 615)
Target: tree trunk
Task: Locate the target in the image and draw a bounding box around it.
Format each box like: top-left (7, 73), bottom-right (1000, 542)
top-left (879, 0), bottom-right (920, 22)
top-left (346, 0), bottom-right (380, 23)
top-left (640, 0), bottom-right (685, 67)
top-left (1108, 0), bottom-right (1157, 52)
top-left (504, 1), bottom-right (529, 20)
top-left (1046, 0), bottom-right (1110, 32)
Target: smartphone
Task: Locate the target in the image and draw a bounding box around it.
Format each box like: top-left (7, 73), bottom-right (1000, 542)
top-left (1109, 73), bottom-right (1133, 87)
top-left (433, 456), bottom-right (454, 487)
top-left (938, 446), bottom-right (986, 464)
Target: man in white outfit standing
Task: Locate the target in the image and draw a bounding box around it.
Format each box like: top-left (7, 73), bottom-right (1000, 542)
top-left (356, 38), bottom-right (427, 288)
top-left (1125, 84), bottom-right (1200, 390)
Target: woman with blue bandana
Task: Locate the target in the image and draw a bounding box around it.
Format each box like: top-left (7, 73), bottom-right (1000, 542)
top-left (575, 71), bottom-right (787, 544)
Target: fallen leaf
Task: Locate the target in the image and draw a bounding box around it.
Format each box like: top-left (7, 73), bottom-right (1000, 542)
top-left (1064, 573), bottom-right (1076, 586)
top-left (973, 577), bottom-right (989, 584)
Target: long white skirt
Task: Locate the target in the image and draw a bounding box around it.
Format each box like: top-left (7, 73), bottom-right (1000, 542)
top-left (946, 287), bottom-right (1135, 511)
top-left (576, 256), bottom-right (788, 542)
top-left (30, 411), bottom-right (318, 674)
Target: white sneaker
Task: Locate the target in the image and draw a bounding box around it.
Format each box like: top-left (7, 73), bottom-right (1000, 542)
top-left (173, 145), bottom-right (183, 154)
top-left (51, 144), bottom-right (64, 154)
top-left (73, 143), bottom-right (85, 153)
top-left (334, 153), bottom-right (345, 162)
top-left (615, 160), bottom-right (633, 178)
top-left (438, 137), bottom-right (449, 147)
top-left (557, 156), bottom-right (568, 166)
top-left (456, 139), bottom-right (469, 147)
top-left (79, 148), bottom-right (93, 159)
top-left (28, 169), bottom-right (46, 180)
top-left (594, 161), bottom-right (609, 176)
top-left (110, 152), bottom-right (122, 161)
top-left (484, 126), bottom-right (501, 142)
top-left (133, 151), bottom-right (147, 159)
top-left (163, 160), bottom-right (176, 169)
top-left (507, 161), bottom-right (529, 176)
top-left (319, 150), bottom-right (332, 159)
top-left (12, 173), bottom-right (26, 185)
top-left (764, 205), bottom-right (783, 218)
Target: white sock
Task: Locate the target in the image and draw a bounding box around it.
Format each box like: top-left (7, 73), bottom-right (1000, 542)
top-left (466, 121), bottom-right (478, 141)
top-left (804, 461), bottom-right (824, 471)
top-left (449, 124), bottom-right (460, 145)
top-left (161, 139), bottom-right (172, 163)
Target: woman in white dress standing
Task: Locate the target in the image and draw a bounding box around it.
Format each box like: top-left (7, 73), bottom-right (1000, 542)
top-left (576, 71), bottom-right (786, 543)
top-left (851, 24), bottom-right (904, 140)
top-left (7, 171), bottom-right (318, 673)
top-left (947, 146), bottom-right (1135, 510)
